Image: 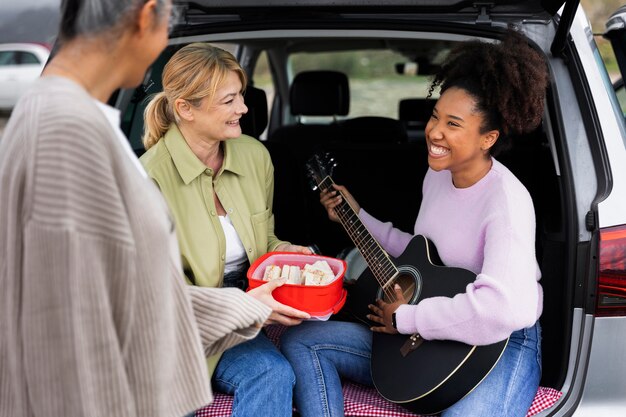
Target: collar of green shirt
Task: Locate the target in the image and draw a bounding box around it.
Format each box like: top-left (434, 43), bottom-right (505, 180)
top-left (163, 124), bottom-right (246, 185)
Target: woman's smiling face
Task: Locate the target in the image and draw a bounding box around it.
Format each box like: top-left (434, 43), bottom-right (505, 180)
top-left (425, 87), bottom-right (499, 188)
top-left (192, 70), bottom-right (248, 142)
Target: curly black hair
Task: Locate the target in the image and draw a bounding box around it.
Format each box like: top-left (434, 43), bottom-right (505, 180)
top-left (428, 29), bottom-right (549, 156)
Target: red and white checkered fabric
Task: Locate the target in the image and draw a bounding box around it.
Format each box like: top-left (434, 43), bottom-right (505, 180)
top-left (526, 386), bottom-right (563, 417)
top-left (264, 323), bottom-right (287, 347)
top-left (195, 394), bottom-right (233, 417)
top-left (195, 325), bottom-right (562, 417)
top-left (194, 382), bottom-right (562, 417)
top-left (342, 382), bottom-right (420, 417)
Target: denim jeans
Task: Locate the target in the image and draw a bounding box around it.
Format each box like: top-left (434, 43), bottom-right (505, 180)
top-left (441, 321), bottom-right (542, 417)
top-left (280, 320), bottom-right (541, 417)
top-left (213, 331), bottom-right (296, 417)
top-left (280, 321), bottom-right (373, 417)
top-left (222, 261), bottom-right (250, 291)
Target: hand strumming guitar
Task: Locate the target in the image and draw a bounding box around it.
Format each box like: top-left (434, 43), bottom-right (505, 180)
top-left (320, 184), bottom-right (361, 223)
top-left (367, 284), bottom-right (407, 334)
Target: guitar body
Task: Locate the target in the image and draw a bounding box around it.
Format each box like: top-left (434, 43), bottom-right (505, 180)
top-left (345, 235), bottom-right (508, 415)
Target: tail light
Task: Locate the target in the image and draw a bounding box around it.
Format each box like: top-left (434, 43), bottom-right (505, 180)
top-left (596, 224), bottom-right (626, 317)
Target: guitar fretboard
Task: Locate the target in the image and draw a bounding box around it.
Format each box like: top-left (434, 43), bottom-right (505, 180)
top-left (318, 176), bottom-right (398, 287)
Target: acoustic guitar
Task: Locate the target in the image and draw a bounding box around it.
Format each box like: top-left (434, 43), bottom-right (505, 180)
top-left (306, 153), bottom-right (508, 415)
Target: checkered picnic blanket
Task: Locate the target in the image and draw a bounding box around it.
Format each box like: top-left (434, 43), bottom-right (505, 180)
top-left (195, 383), bottom-right (561, 417)
top-left (195, 325), bottom-right (562, 417)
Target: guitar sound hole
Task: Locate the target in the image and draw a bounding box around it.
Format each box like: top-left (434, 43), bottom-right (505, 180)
top-left (382, 273), bottom-right (417, 304)
top-left (377, 266), bottom-right (422, 304)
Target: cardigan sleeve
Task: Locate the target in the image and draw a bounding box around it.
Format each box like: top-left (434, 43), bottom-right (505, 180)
top-left (21, 222), bottom-right (139, 417)
top-left (15, 99), bottom-right (146, 416)
top-left (186, 286), bottom-right (271, 357)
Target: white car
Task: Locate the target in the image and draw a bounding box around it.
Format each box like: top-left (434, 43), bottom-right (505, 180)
top-left (114, 1), bottom-right (626, 415)
top-left (0, 43), bottom-right (49, 111)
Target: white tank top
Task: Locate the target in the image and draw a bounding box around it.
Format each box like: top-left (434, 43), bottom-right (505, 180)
top-left (219, 215), bottom-right (248, 274)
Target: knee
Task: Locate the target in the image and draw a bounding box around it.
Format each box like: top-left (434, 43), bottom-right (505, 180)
top-left (280, 324), bottom-right (317, 352)
top-left (254, 352), bottom-right (296, 387)
top-left (274, 355), bottom-right (296, 386)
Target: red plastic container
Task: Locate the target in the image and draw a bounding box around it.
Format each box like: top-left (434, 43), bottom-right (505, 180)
top-left (247, 252), bottom-right (347, 318)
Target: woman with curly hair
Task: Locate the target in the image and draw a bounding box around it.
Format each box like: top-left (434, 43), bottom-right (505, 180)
top-left (280, 29), bottom-right (549, 417)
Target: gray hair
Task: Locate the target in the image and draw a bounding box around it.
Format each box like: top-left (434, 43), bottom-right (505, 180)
top-left (59, 0), bottom-right (167, 41)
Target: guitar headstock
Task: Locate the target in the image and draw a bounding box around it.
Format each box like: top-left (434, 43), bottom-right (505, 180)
top-left (306, 152), bottom-right (337, 191)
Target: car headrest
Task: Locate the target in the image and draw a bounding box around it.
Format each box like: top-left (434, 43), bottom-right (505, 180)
top-left (398, 98), bottom-right (436, 124)
top-left (339, 116), bottom-right (408, 144)
top-left (290, 71), bottom-right (350, 117)
top-left (240, 85), bottom-right (268, 139)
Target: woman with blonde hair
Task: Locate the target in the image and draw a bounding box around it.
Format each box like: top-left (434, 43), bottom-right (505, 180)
top-left (140, 42), bottom-right (311, 417)
top-left (0, 2), bottom-right (298, 417)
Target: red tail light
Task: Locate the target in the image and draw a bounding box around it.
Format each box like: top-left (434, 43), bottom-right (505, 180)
top-left (596, 225), bottom-right (626, 317)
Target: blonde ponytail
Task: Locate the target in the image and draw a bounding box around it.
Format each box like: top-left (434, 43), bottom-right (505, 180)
top-left (143, 92), bottom-right (173, 150)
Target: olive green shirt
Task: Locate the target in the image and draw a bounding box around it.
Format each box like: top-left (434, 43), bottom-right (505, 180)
top-left (140, 125), bottom-right (289, 374)
top-left (140, 124), bottom-right (289, 287)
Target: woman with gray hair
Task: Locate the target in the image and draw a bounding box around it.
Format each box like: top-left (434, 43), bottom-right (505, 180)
top-left (0, 1), bottom-right (306, 417)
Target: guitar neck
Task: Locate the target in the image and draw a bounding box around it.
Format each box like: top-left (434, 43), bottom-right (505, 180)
top-left (318, 176), bottom-right (398, 284)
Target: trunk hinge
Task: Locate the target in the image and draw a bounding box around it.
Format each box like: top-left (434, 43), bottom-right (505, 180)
top-left (474, 2), bottom-right (494, 25)
top-left (550, 0), bottom-right (581, 58)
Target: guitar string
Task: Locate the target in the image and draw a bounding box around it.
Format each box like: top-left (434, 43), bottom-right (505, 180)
top-left (336, 202), bottom-right (396, 301)
top-left (318, 175), bottom-right (397, 282)
top-left (320, 178), bottom-right (398, 286)
top-left (341, 210), bottom-right (397, 282)
top-left (319, 178), bottom-right (397, 301)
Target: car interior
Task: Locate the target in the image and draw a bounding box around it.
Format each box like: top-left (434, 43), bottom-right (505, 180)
top-left (122, 33), bottom-right (569, 392)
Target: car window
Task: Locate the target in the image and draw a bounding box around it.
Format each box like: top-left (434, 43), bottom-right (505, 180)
top-left (0, 51), bottom-right (17, 66)
top-left (18, 52), bottom-right (41, 65)
top-left (0, 51), bottom-right (42, 66)
top-left (591, 37), bottom-right (626, 143)
top-left (614, 79), bottom-right (626, 117)
top-left (288, 50), bottom-right (435, 121)
top-left (252, 50), bottom-right (273, 139)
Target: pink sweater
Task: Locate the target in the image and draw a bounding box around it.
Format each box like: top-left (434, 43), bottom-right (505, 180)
top-left (359, 159), bottom-right (543, 345)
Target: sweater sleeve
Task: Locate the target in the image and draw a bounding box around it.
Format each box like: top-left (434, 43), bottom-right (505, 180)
top-left (395, 186), bottom-right (541, 345)
top-left (186, 286), bottom-right (271, 357)
top-left (21, 224), bottom-right (140, 417)
top-left (359, 208), bottom-right (414, 257)
top-left (12, 91), bottom-right (152, 416)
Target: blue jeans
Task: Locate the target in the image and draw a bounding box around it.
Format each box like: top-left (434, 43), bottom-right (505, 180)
top-left (280, 321), bottom-right (373, 417)
top-left (441, 321), bottom-right (542, 417)
top-left (280, 320), bottom-right (541, 417)
top-left (213, 331), bottom-right (296, 417)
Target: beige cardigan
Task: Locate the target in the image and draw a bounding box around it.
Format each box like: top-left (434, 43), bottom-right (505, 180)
top-left (0, 77), bottom-right (271, 417)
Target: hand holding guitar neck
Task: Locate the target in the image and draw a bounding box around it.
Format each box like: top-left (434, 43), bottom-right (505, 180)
top-left (320, 184), bottom-right (361, 223)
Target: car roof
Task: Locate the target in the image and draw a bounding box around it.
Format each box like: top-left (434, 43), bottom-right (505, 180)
top-left (0, 43), bottom-right (50, 60)
top-left (0, 43), bottom-right (50, 53)
top-left (178, 0), bottom-right (568, 16)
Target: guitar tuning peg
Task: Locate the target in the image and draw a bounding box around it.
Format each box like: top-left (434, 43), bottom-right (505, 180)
top-left (307, 177), bottom-right (319, 191)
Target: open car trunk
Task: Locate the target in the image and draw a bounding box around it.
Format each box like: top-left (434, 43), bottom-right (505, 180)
top-left (116, 0), bottom-right (626, 414)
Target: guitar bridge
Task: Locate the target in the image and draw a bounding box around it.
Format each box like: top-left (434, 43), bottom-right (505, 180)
top-left (400, 333), bottom-right (423, 357)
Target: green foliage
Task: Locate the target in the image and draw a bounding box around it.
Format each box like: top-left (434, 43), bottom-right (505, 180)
top-left (290, 50), bottom-right (409, 79)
